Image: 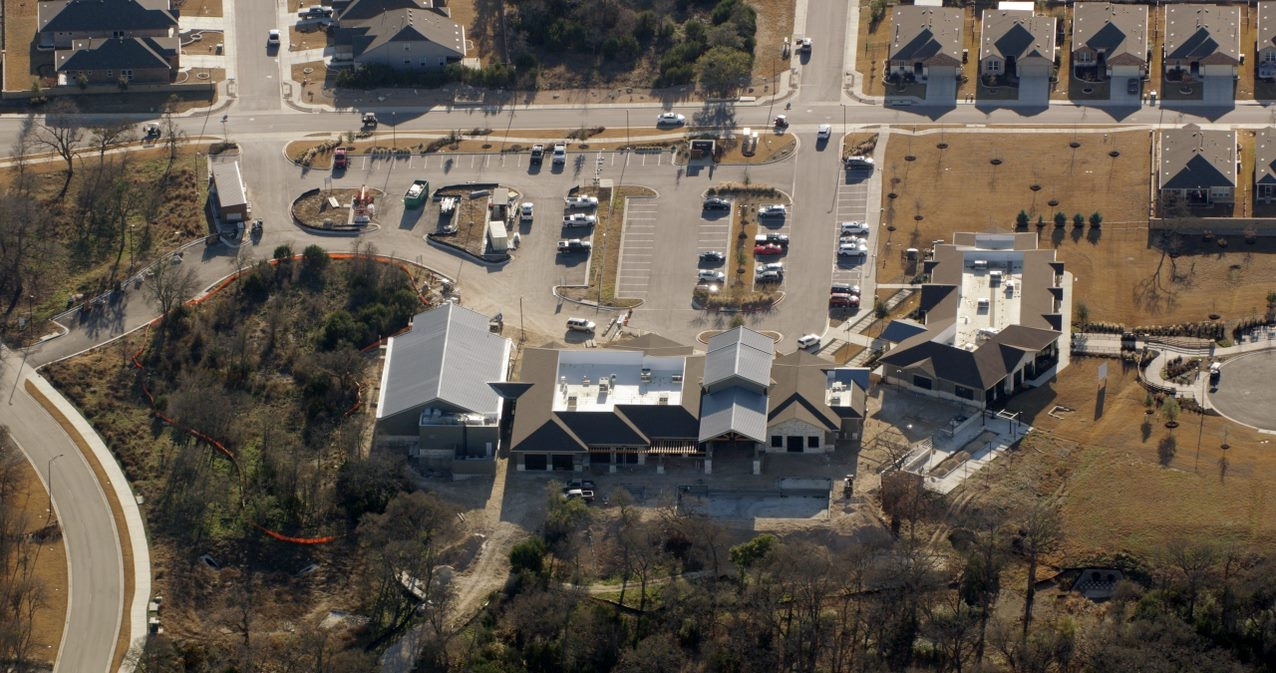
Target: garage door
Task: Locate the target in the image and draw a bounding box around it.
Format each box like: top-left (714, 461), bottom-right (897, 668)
top-left (1018, 76), bottom-right (1049, 106)
top-left (551, 454), bottom-right (575, 471)
top-left (786, 436), bottom-right (804, 453)
top-left (524, 454), bottom-right (548, 471)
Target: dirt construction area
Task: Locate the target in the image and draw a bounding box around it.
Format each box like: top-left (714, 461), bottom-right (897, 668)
top-left (876, 129), bottom-right (1276, 327)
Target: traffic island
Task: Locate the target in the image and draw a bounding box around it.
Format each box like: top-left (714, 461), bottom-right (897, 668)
top-left (291, 187), bottom-right (384, 232)
top-left (425, 184), bottom-right (518, 263)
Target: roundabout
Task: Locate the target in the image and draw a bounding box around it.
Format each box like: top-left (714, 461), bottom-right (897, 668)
top-left (1207, 350), bottom-right (1276, 432)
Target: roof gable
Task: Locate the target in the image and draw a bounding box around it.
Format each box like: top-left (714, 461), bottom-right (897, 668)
top-left (698, 388), bottom-right (768, 443)
top-left (57, 35), bottom-right (176, 72)
top-left (1160, 128), bottom-right (1237, 191)
top-left (890, 6), bottom-right (964, 65)
top-left (703, 327), bottom-right (774, 390)
top-left (1072, 3), bottom-right (1147, 64)
top-left (1164, 5), bottom-right (1240, 64)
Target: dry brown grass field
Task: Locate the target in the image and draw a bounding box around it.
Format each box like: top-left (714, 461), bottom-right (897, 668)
top-left (873, 129), bottom-right (1276, 327)
top-left (974, 356), bottom-right (1276, 561)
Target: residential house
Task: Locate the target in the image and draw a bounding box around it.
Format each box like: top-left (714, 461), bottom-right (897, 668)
top-left (979, 10), bottom-right (1055, 81)
top-left (374, 303), bottom-right (513, 468)
top-left (1258, 2), bottom-right (1276, 80)
top-left (55, 36), bottom-right (179, 85)
top-left (879, 232), bottom-right (1071, 408)
top-left (1071, 2), bottom-right (1148, 82)
top-left (979, 9), bottom-right (1056, 101)
top-left (887, 6), bottom-right (964, 85)
top-left (1256, 128), bottom-right (1276, 204)
top-left (38, 0), bottom-right (180, 84)
top-left (38, 0), bottom-right (177, 50)
top-left (508, 331), bottom-right (869, 474)
top-left (1158, 125), bottom-right (1237, 208)
top-left (335, 0), bottom-right (466, 71)
top-left (1162, 4), bottom-right (1240, 81)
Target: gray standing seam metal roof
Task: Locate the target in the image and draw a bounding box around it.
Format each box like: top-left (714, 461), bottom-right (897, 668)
top-left (1164, 4), bottom-right (1241, 65)
top-left (1072, 2), bottom-right (1148, 65)
top-left (698, 387), bottom-right (769, 443)
top-left (209, 161), bottom-right (247, 208)
top-left (703, 327), bottom-right (774, 390)
top-left (376, 303), bottom-right (510, 421)
top-left (1159, 127), bottom-right (1236, 191)
top-left (40, 0), bottom-right (177, 34)
top-left (1256, 128), bottom-right (1276, 186)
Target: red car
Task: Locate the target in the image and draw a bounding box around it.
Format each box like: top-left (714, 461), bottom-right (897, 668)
top-left (333, 148), bottom-right (348, 169)
top-left (829, 293), bottom-right (860, 309)
top-left (754, 243), bottom-right (784, 256)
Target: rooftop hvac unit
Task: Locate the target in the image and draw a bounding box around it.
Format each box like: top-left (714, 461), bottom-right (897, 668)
top-left (832, 381), bottom-right (845, 392)
top-left (672, 374), bottom-right (683, 383)
top-left (640, 368), bottom-right (653, 383)
top-left (581, 376), bottom-right (591, 387)
top-left (658, 395), bottom-right (669, 405)
top-left (598, 380), bottom-right (609, 393)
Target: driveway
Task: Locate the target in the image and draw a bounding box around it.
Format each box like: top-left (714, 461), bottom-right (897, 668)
top-left (1203, 76), bottom-right (1234, 106)
top-left (1018, 75), bottom-right (1050, 106)
top-left (926, 76), bottom-right (958, 105)
top-left (1109, 79), bottom-right (1142, 106)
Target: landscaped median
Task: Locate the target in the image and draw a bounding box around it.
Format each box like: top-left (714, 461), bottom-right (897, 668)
top-left (425, 184), bottom-right (520, 263)
top-left (557, 185), bottom-right (655, 309)
top-left (692, 183), bottom-right (790, 313)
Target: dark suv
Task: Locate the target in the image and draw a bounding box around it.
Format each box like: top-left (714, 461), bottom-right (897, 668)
top-left (703, 197), bottom-right (731, 211)
top-left (529, 144), bottom-right (545, 166)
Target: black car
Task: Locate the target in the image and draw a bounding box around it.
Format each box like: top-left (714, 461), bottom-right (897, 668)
top-left (703, 197), bottom-right (731, 211)
top-left (699, 251), bottom-right (726, 263)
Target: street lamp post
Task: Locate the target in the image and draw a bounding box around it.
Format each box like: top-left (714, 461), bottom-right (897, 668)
top-left (46, 453), bottom-right (65, 525)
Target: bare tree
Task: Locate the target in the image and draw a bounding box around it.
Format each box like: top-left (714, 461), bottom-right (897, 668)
top-left (33, 98), bottom-right (85, 199)
top-left (1017, 500), bottom-right (1062, 640)
top-left (89, 122), bottom-right (134, 166)
top-left (143, 258), bottom-right (199, 316)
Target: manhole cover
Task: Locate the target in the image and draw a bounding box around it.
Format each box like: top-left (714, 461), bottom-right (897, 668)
top-left (990, 158), bottom-right (1002, 165)
top-left (888, 192), bottom-right (898, 199)
top-left (1109, 150), bottom-right (1120, 158)
top-left (1047, 199), bottom-right (1059, 207)
top-left (913, 215), bottom-right (924, 221)
top-left (1069, 142), bottom-right (1081, 148)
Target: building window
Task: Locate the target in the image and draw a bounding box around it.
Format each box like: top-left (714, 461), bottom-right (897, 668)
top-left (106, 70), bottom-right (113, 78)
top-left (912, 375), bottom-right (933, 390)
top-left (770, 435), bottom-right (783, 448)
top-left (1075, 51), bottom-right (1094, 65)
top-left (806, 436), bottom-right (820, 449)
top-left (987, 60), bottom-right (1001, 73)
top-left (1264, 51), bottom-right (1276, 64)
top-left (955, 386), bottom-right (975, 400)
top-left (121, 69), bottom-right (134, 81)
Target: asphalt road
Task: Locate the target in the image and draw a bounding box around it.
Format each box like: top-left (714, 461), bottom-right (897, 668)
top-left (0, 353), bottom-right (123, 673)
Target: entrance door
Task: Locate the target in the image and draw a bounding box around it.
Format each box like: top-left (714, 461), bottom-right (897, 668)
top-left (786, 436), bottom-right (804, 453)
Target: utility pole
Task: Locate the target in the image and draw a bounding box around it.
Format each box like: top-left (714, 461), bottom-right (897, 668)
top-left (519, 295), bottom-right (525, 343)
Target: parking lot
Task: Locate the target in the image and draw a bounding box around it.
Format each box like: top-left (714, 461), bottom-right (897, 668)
top-left (831, 178), bottom-right (871, 290)
top-left (615, 198), bottom-right (660, 299)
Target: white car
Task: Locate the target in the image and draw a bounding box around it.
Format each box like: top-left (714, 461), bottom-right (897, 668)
top-left (758, 204), bottom-right (788, 217)
top-left (697, 270), bottom-right (726, 283)
top-left (757, 262), bottom-right (784, 274)
top-left (845, 155), bottom-right (875, 170)
top-left (564, 195), bottom-right (599, 209)
top-left (840, 221), bottom-right (869, 235)
top-left (552, 143), bottom-right (567, 165)
top-left (817, 124), bottom-right (832, 140)
top-left (838, 243), bottom-right (868, 257)
top-left (840, 235), bottom-right (866, 246)
top-left (797, 334), bottom-right (820, 349)
top-left (657, 112), bottom-right (686, 126)
top-left (267, 29), bottom-right (281, 47)
top-left (520, 202), bottom-right (534, 222)
top-left (562, 213), bottom-right (597, 227)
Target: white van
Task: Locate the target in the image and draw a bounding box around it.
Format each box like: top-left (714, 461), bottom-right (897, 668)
top-left (566, 318), bottom-right (596, 333)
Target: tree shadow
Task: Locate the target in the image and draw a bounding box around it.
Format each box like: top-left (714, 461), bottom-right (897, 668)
top-left (1086, 226), bottom-right (1102, 245)
top-left (1157, 434), bottom-right (1177, 467)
